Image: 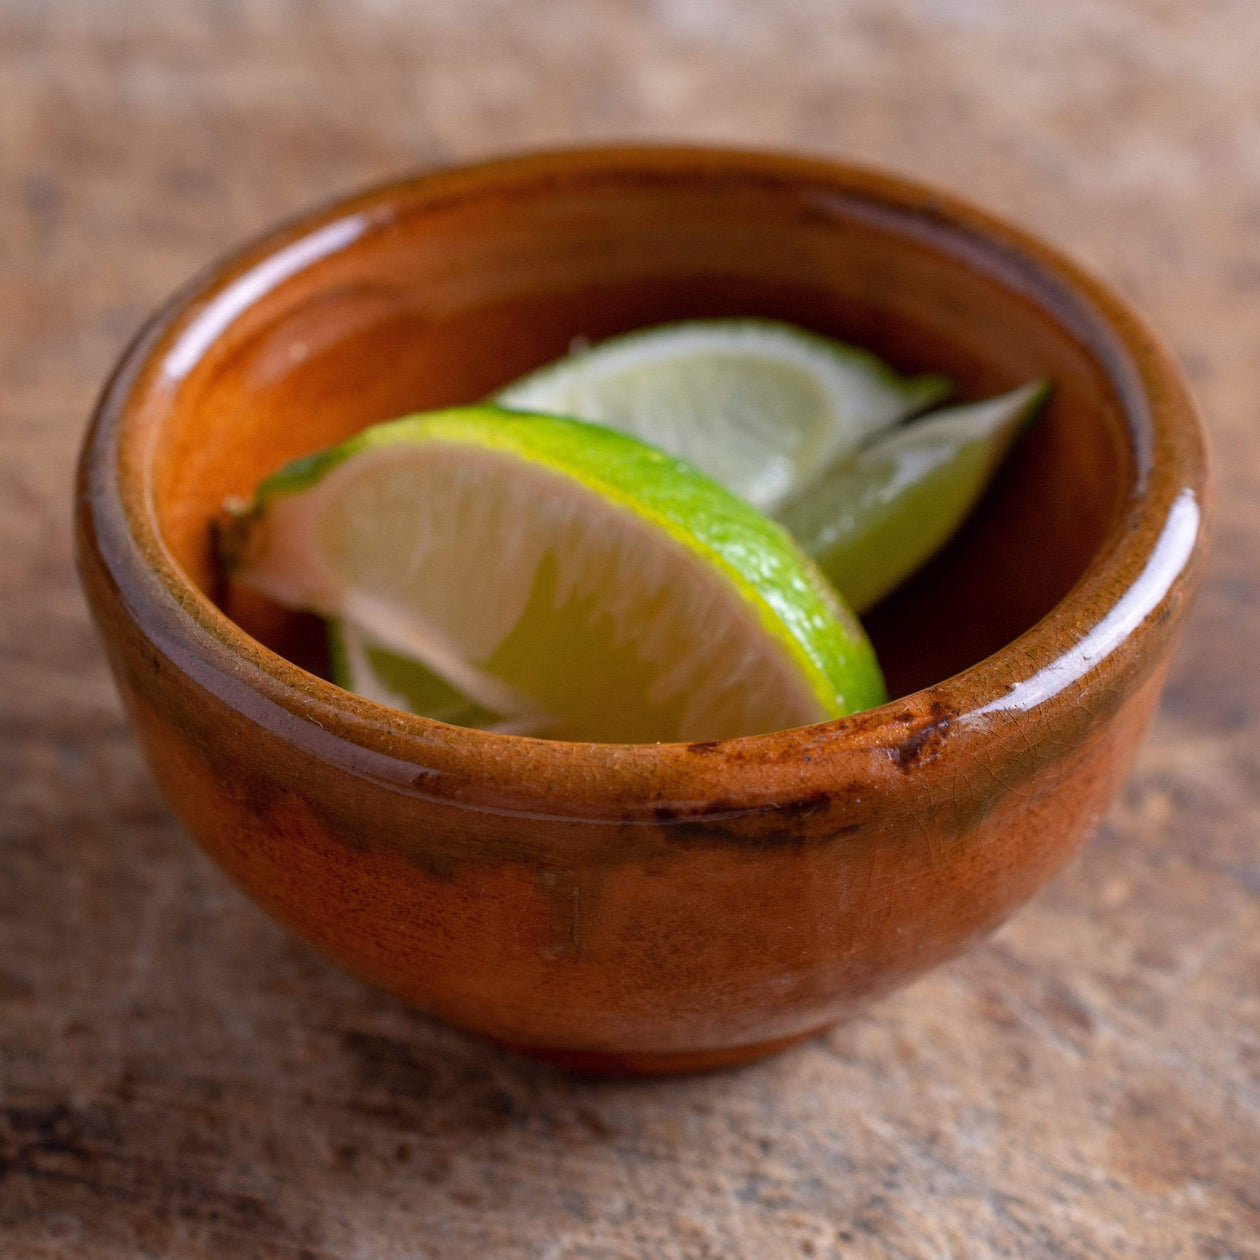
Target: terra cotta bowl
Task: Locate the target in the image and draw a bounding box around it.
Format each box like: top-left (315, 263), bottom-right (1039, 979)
top-left (76, 147), bottom-right (1209, 1073)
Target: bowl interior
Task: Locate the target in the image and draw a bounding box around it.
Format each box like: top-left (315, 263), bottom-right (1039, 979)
top-left (148, 162), bottom-right (1134, 700)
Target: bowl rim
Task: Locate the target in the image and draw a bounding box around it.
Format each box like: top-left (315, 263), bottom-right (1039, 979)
top-left (76, 144), bottom-right (1210, 816)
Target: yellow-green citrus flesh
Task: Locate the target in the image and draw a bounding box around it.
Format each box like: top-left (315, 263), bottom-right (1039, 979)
top-left (779, 381), bottom-right (1049, 612)
top-left (494, 319), bottom-right (951, 511)
top-left (230, 406), bottom-right (887, 743)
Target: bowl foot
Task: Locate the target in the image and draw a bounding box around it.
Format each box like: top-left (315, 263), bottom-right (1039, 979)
top-left (499, 1024), bottom-right (831, 1076)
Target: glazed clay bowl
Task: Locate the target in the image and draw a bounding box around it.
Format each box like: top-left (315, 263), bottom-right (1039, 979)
top-left (76, 148), bottom-right (1209, 1074)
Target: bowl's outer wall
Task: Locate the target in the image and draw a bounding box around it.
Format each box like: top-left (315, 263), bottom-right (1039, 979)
top-left (88, 609), bottom-right (1173, 1057)
top-left (76, 150), bottom-right (1209, 1068)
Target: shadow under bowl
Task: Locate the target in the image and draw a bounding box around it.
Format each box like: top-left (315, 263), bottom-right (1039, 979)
top-left (76, 147), bottom-right (1209, 1073)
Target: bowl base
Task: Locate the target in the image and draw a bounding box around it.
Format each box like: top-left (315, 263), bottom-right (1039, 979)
top-left (499, 1024), bottom-right (831, 1076)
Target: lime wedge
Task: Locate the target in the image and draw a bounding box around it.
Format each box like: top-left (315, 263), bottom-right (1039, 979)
top-left (778, 382), bottom-right (1049, 613)
top-left (494, 320), bottom-right (950, 511)
top-left (225, 406), bottom-right (886, 743)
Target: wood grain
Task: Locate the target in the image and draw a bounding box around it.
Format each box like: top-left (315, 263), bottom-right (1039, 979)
top-left (2, 1), bottom-right (1258, 1256)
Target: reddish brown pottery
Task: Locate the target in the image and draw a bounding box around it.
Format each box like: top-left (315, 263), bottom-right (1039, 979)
top-left (76, 148), bottom-right (1210, 1073)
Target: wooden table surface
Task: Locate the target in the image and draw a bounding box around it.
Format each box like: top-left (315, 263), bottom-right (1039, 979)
top-left (3, 2), bottom-right (1259, 1256)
